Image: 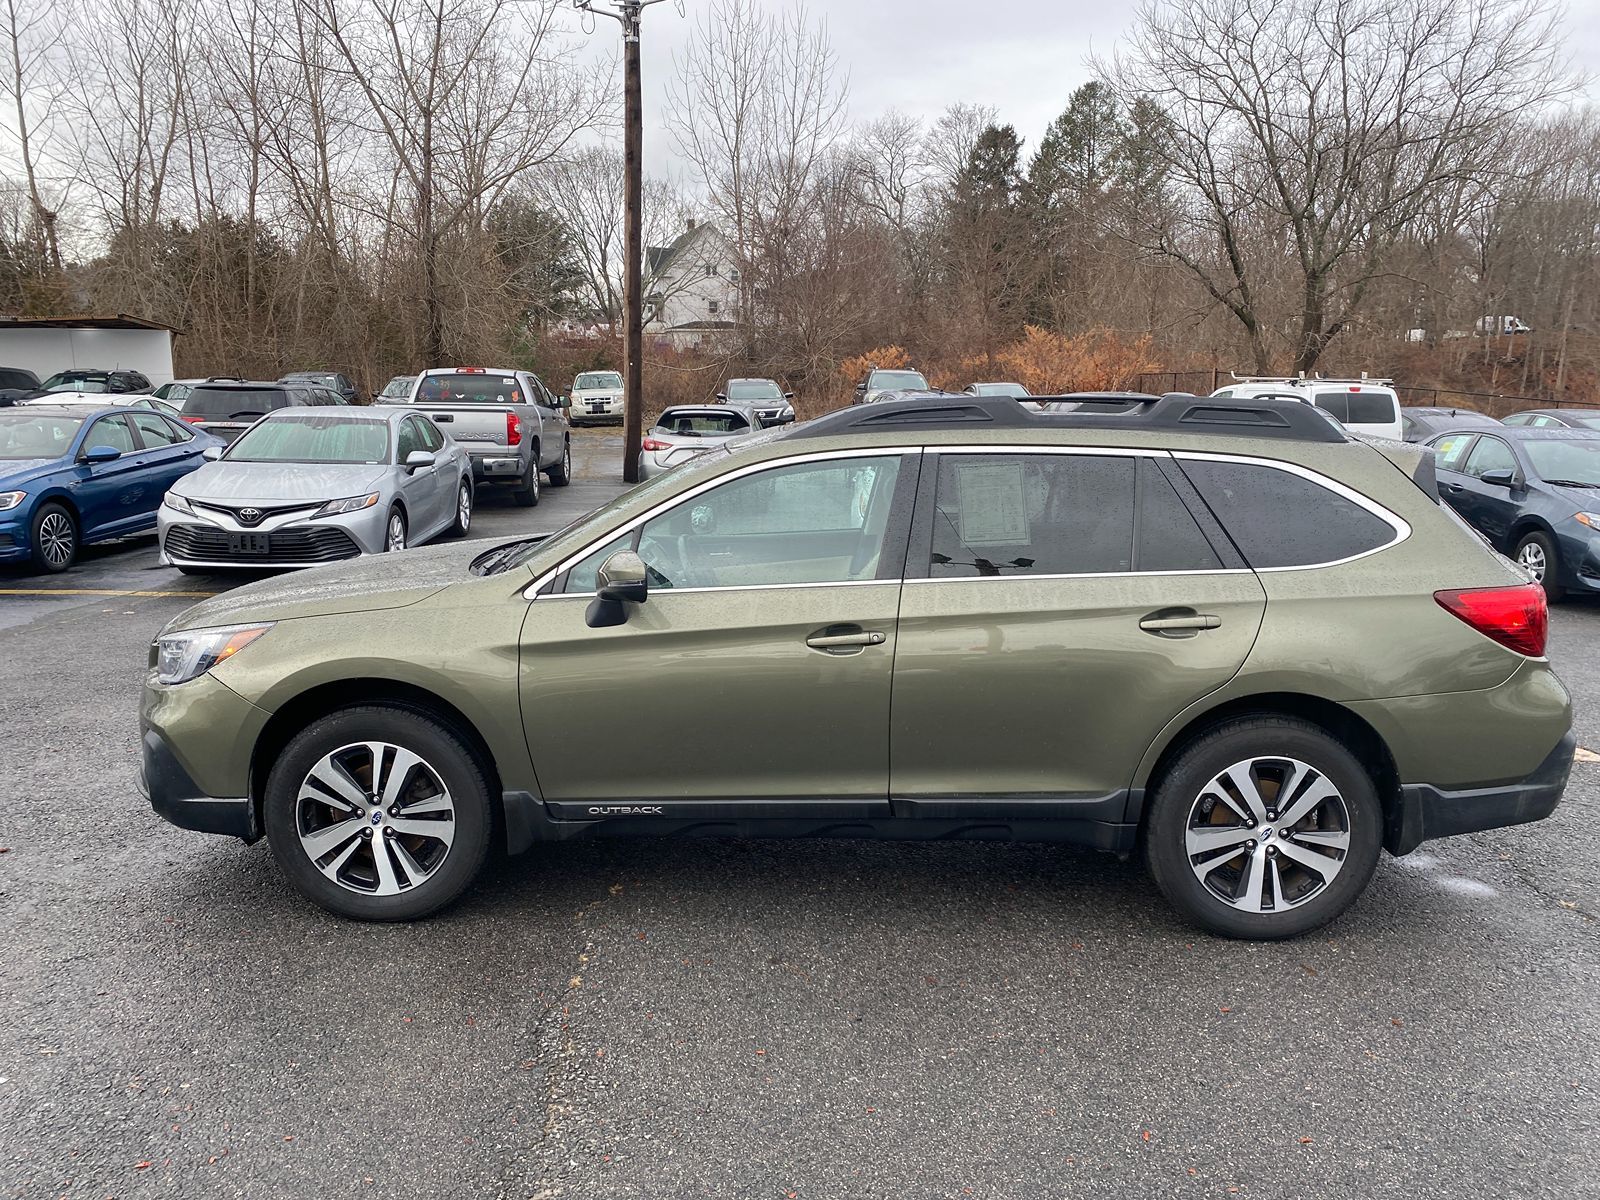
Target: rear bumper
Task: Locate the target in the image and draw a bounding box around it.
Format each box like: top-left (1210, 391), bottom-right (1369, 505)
top-left (469, 453), bottom-right (526, 481)
top-left (1387, 730), bottom-right (1574, 855)
top-left (140, 728), bottom-right (260, 841)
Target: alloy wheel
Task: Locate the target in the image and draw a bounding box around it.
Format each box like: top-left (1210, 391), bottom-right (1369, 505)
top-left (38, 512), bottom-right (75, 568)
top-left (294, 741), bottom-right (456, 896)
top-left (457, 484), bottom-right (472, 532)
top-left (1517, 541), bottom-right (1546, 581)
top-left (1184, 756), bottom-right (1351, 913)
top-left (386, 512), bottom-right (407, 552)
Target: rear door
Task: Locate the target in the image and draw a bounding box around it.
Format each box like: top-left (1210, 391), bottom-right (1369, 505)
top-left (890, 449), bottom-right (1266, 823)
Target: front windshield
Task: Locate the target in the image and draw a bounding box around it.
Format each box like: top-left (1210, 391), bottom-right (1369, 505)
top-left (871, 370), bottom-right (928, 391)
top-left (1563, 413), bottom-right (1600, 430)
top-left (1526, 440), bottom-right (1600, 487)
top-left (575, 372), bottom-right (623, 390)
top-left (415, 372), bottom-right (523, 404)
top-left (0, 412), bottom-right (84, 458)
top-left (655, 410), bottom-right (750, 436)
top-left (227, 414), bottom-right (389, 464)
top-left (726, 379), bottom-right (783, 401)
top-left (43, 374), bottom-right (109, 393)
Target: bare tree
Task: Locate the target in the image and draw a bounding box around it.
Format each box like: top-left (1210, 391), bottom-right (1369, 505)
top-left (1112, 0), bottom-right (1572, 373)
top-left (0, 0), bottom-right (67, 275)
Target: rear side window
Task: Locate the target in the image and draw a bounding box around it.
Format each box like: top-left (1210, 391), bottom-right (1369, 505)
top-left (930, 453), bottom-right (1134, 577)
top-left (1315, 390), bottom-right (1397, 424)
top-left (182, 387), bottom-right (288, 418)
top-left (1179, 459), bottom-right (1398, 568)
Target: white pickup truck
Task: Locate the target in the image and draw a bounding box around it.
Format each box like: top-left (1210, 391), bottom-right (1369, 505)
top-left (402, 367), bottom-right (572, 506)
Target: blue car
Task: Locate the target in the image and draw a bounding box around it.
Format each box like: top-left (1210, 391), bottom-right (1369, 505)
top-left (0, 404), bottom-right (222, 573)
top-left (1428, 425), bottom-right (1600, 600)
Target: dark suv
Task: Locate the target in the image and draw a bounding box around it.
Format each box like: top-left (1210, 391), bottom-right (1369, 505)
top-left (280, 371), bottom-right (361, 405)
top-left (35, 368), bottom-right (153, 396)
top-left (178, 379), bottom-right (348, 444)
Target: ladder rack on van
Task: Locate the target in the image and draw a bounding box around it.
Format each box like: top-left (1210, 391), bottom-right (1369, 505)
top-left (1229, 372), bottom-right (1395, 387)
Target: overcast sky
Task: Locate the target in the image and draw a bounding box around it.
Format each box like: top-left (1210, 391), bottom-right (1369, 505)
top-left (578, 0), bottom-right (1600, 180)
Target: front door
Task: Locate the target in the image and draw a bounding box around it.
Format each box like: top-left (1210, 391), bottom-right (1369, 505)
top-left (520, 451), bottom-right (917, 813)
top-left (890, 451), bottom-right (1267, 818)
top-left (74, 414), bottom-right (151, 540)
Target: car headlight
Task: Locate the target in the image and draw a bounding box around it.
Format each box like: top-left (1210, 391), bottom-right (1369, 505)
top-left (164, 493), bottom-right (194, 515)
top-left (1576, 512), bottom-right (1600, 529)
top-left (0, 490), bottom-right (25, 511)
top-left (780, 405), bottom-right (794, 418)
top-left (313, 492), bottom-right (380, 518)
top-left (155, 623), bottom-right (274, 686)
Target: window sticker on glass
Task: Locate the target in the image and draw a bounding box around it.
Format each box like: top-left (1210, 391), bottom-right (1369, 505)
top-left (956, 460), bottom-right (1031, 545)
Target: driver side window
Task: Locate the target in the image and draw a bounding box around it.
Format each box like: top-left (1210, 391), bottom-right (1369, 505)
top-left (564, 455), bottom-right (906, 593)
top-left (1463, 436), bottom-right (1516, 478)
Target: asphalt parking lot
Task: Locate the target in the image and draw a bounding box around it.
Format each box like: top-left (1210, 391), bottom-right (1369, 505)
top-left (2, 432), bottom-right (1597, 1200)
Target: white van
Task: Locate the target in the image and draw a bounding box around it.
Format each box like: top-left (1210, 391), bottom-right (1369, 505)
top-left (1210, 378), bottom-right (1404, 441)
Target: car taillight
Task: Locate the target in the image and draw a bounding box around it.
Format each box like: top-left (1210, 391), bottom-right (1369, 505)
top-left (1434, 583), bottom-right (1547, 657)
top-left (182, 415), bottom-right (206, 424)
top-left (506, 412), bottom-right (522, 446)
top-left (641, 437), bottom-right (670, 451)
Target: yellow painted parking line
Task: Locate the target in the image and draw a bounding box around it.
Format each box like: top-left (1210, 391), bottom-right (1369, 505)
top-left (1575, 746), bottom-right (1600, 764)
top-left (0, 587), bottom-right (217, 598)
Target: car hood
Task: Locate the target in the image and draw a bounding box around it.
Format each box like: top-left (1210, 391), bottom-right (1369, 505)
top-left (173, 461), bottom-right (388, 502)
top-left (160, 538), bottom-right (491, 634)
top-left (0, 458), bottom-right (66, 488)
top-left (571, 386), bottom-right (621, 398)
top-left (1547, 482), bottom-right (1600, 510)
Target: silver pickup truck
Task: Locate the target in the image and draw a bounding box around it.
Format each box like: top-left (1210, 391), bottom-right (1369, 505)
top-left (402, 367), bottom-right (572, 506)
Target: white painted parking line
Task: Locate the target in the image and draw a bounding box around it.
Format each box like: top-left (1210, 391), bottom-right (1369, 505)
top-left (0, 587), bottom-right (218, 598)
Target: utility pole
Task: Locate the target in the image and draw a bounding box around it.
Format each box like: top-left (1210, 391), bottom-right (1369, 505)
top-left (573, 0), bottom-right (672, 483)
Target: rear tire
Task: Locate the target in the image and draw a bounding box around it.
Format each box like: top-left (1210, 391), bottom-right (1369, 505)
top-left (1514, 530), bottom-right (1563, 602)
top-left (448, 479), bottom-right (473, 537)
top-left (262, 705), bottom-right (494, 921)
top-left (511, 453), bottom-right (540, 507)
top-left (1144, 716), bottom-right (1382, 940)
top-left (546, 438), bottom-right (572, 487)
top-left (30, 503), bottom-right (78, 573)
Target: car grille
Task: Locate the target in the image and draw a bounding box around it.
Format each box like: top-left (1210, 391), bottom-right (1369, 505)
top-left (192, 501), bottom-right (320, 526)
top-left (165, 524), bottom-right (361, 564)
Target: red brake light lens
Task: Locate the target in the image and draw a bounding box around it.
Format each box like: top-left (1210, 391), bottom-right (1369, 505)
top-left (182, 415), bottom-right (206, 424)
top-left (641, 437), bottom-right (670, 451)
top-left (505, 411), bottom-right (522, 446)
top-left (1434, 583), bottom-right (1547, 657)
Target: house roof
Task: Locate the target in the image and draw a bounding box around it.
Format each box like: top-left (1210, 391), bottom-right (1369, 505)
top-left (0, 312), bottom-right (180, 334)
top-left (646, 224), bottom-right (717, 281)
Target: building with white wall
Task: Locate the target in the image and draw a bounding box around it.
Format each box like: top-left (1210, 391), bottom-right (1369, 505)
top-left (0, 314), bottom-right (177, 384)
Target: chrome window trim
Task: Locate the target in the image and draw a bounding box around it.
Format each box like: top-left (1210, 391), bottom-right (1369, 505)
top-left (526, 442), bottom-right (1411, 598)
top-left (524, 445), bottom-right (922, 598)
top-left (1171, 450), bottom-right (1411, 570)
top-left (537, 578), bottom-right (899, 600)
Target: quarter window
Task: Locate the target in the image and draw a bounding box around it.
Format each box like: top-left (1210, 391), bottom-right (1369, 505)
top-left (930, 454), bottom-right (1135, 577)
top-left (1179, 459), bottom-right (1397, 569)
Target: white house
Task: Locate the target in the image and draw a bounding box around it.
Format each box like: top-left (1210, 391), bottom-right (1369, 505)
top-left (644, 220), bottom-right (740, 351)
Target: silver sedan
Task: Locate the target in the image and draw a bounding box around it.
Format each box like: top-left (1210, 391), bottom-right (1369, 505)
top-left (158, 406), bottom-right (473, 572)
top-left (638, 404), bottom-right (758, 479)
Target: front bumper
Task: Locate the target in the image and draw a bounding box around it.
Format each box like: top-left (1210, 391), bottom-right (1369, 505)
top-left (570, 397), bottom-right (622, 423)
top-left (0, 511), bottom-right (27, 561)
top-left (1387, 730), bottom-right (1574, 855)
top-left (158, 501), bottom-right (386, 569)
top-left (141, 671), bottom-right (270, 842)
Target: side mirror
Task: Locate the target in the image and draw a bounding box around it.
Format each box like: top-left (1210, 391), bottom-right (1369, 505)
top-left (783, 392), bottom-right (795, 400)
top-left (405, 450), bottom-right (437, 472)
top-left (201, 445), bottom-right (223, 461)
top-left (83, 445), bottom-right (121, 464)
top-left (587, 550), bottom-right (648, 627)
top-left (558, 395), bottom-right (570, 409)
top-left (1480, 468), bottom-right (1518, 488)
top-left (715, 392), bottom-right (727, 401)
top-left (855, 381), bottom-right (866, 391)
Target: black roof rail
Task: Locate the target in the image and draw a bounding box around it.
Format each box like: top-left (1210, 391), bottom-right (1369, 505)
top-left (786, 392), bottom-right (1346, 443)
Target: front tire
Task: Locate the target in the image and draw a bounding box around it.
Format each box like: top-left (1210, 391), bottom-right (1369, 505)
top-left (384, 507), bottom-right (407, 552)
top-left (448, 479), bottom-right (473, 537)
top-left (262, 706), bottom-right (494, 921)
top-left (1144, 716), bottom-right (1382, 940)
top-left (31, 502), bottom-right (78, 573)
top-left (1514, 530), bottom-right (1563, 602)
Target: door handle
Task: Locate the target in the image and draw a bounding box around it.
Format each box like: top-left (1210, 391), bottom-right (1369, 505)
top-left (1139, 610), bottom-right (1221, 636)
top-left (806, 630), bottom-right (886, 650)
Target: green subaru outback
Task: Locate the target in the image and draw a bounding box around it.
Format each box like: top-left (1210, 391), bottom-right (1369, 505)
top-left (139, 394), bottom-right (1573, 938)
